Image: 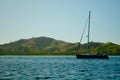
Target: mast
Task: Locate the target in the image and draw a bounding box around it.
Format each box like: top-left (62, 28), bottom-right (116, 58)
top-left (87, 11), bottom-right (91, 54)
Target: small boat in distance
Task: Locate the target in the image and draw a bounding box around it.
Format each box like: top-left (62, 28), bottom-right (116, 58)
top-left (76, 11), bottom-right (109, 59)
top-left (76, 52), bottom-right (109, 59)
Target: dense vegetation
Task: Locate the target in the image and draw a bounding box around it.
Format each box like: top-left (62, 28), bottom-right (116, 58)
top-left (0, 37), bottom-right (120, 55)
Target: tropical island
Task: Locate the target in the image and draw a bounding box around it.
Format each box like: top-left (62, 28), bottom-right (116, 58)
top-left (0, 36), bottom-right (120, 55)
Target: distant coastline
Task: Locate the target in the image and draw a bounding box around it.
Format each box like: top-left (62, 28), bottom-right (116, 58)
top-left (0, 36), bottom-right (120, 55)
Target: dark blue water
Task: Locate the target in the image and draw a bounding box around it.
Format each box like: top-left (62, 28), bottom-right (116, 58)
top-left (0, 56), bottom-right (120, 80)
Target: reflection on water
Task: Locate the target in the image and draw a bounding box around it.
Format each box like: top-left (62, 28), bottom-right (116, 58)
top-left (0, 56), bottom-right (120, 80)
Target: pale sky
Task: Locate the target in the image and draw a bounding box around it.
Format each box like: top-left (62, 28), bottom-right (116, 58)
top-left (0, 0), bottom-right (120, 44)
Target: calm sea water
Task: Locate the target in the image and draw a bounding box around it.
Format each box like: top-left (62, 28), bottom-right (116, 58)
top-left (0, 56), bottom-right (120, 80)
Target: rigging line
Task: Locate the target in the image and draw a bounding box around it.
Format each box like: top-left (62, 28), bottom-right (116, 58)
top-left (79, 16), bottom-right (89, 44)
top-left (77, 16), bottom-right (89, 50)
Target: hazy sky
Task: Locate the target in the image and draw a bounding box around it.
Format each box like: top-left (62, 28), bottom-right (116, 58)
top-left (0, 0), bottom-right (120, 44)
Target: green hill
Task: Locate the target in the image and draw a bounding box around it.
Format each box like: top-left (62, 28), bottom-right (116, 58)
top-left (94, 42), bottom-right (120, 55)
top-left (0, 36), bottom-right (120, 55)
top-left (0, 37), bottom-right (78, 55)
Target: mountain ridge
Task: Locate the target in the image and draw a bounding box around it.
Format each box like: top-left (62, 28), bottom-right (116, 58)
top-left (0, 36), bottom-right (120, 55)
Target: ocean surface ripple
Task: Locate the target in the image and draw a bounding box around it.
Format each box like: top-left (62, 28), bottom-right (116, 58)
top-left (0, 56), bottom-right (120, 80)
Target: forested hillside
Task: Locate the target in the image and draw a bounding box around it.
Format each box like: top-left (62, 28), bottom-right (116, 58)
top-left (0, 37), bottom-right (120, 55)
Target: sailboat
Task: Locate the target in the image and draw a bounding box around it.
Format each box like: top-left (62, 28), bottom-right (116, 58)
top-left (76, 11), bottom-right (109, 59)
